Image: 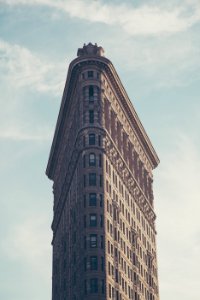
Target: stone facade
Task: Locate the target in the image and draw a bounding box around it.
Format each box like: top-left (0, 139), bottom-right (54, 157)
top-left (46, 43), bottom-right (160, 300)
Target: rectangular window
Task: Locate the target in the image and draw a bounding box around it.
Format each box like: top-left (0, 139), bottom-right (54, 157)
top-left (98, 135), bottom-right (101, 146)
top-left (83, 195), bottom-right (86, 208)
top-left (101, 279), bottom-right (105, 294)
top-left (89, 110), bottom-right (94, 123)
top-left (89, 133), bottom-right (95, 145)
top-left (90, 214), bottom-right (97, 227)
top-left (100, 175), bottom-right (102, 187)
top-left (99, 154), bottom-right (102, 167)
top-left (100, 235), bottom-right (104, 249)
top-left (101, 257), bottom-right (104, 271)
top-left (84, 215), bottom-right (86, 228)
top-left (90, 234), bottom-right (97, 248)
top-left (109, 284), bottom-right (111, 298)
top-left (90, 278), bottom-right (98, 293)
top-left (89, 173), bottom-right (96, 186)
top-left (88, 71), bottom-right (94, 78)
top-left (89, 86), bottom-right (94, 101)
top-left (83, 175), bottom-right (86, 187)
top-left (100, 194), bottom-right (103, 207)
top-left (89, 193), bottom-right (97, 206)
top-left (84, 257), bottom-right (87, 271)
top-left (83, 155), bottom-right (86, 167)
top-left (89, 153), bottom-right (96, 166)
top-left (84, 280), bottom-right (87, 295)
top-left (90, 256), bottom-right (98, 270)
top-left (100, 215), bottom-right (103, 227)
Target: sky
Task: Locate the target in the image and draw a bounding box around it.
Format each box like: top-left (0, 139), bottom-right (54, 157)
top-left (0, 0), bottom-right (200, 299)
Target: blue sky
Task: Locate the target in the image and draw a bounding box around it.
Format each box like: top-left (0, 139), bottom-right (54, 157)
top-left (0, 0), bottom-right (200, 299)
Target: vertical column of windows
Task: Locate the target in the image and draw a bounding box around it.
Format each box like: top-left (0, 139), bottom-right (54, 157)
top-left (82, 130), bottom-right (105, 297)
top-left (104, 99), bottom-right (111, 133)
top-left (111, 110), bottom-right (117, 142)
top-left (117, 121), bottom-right (122, 153)
top-left (122, 132), bottom-right (128, 162)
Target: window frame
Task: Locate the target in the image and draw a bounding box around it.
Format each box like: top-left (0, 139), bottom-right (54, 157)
top-left (90, 234), bottom-right (97, 248)
top-left (89, 110), bottom-right (94, 123)
top-left (90, 256), bottom-right (98, 270)
top-left (89, 193), bottom-right (97, 206)
top-left (89, 133), bottom-right (95, 145)
top-left (89, 173), bottom-right (96, 186)
top-left (89, 153), bottom-right (96, 166)
top-left (90, 214), bottom-right (97, 227)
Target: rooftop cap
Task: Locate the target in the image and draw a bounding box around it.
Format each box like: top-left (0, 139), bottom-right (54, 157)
top-left (77, 43), bottom-right (105, 57)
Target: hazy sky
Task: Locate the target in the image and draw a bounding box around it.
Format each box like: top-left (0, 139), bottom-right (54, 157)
top-left (0, 1), bottom-right (200, 299)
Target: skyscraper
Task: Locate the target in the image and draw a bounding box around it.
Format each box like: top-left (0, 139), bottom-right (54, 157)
top-left (46, 43), bottom-right (160, 300)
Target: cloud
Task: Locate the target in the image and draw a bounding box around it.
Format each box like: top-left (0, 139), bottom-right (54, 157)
top-left (2, 215), bottom-right (50, 262)
top-left (1, 214), bottom-right (52, 287)
top-left (0, 39), bottom-right (65, 96)
top-left (2, 0), bottom-right (200, 36)
top-left (155, 133), bottom-right (200, 299)
top-left (0, 126), bottom-right (52, 141)
top-left (0, 39), bottom-right (64, 141)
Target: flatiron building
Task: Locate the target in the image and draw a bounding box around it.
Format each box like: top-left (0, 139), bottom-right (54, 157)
top-left (46, 43), bottom-right (160, 300)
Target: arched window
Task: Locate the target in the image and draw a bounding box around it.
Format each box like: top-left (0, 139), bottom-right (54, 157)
top-left (89, 153), bottom-right (96, 166)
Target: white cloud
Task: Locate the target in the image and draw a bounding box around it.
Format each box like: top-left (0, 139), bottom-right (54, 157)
top-left (2, 0), bottom-right (200, 36)
top-left (0, 39), bottom-right (65, 95)
top-left (1, 215), bottom-right (51, 274)
top-left (0, 39), bottom-right (64, 141)
top-left (155, 133), bottom-right (200, 299)
top-left (0, 125), bottom-right (52, 141)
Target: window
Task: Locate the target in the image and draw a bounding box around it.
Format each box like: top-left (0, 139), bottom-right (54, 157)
top-left (89, 86), bottom-right (94, 101)
top-left (83, 195), bottom-right (86, 208)
top-left (100, 175), bottom-right (102, 187)
top-left (83, 175), bottom-right (86, 187)
top-left (89, 193), bottom-right (97, 206)
top-left (90, 278), bottom-right (98, 293)
top-left (84, 280), bottom-right (87, 295)
top-left (83, 155), bottom-right (86, 167)
top-left (89, 153), bottom-right (96, 166)
top-left (88, 71), bottom-right (94, 78)
top-left (99, 154), bottom-right (102, 167)
top-left (109, 284), bottom-right (111, 298)
top-left (100, 215), bottom-right (103, 227)
top-left (89, 133), bottom-right (95, 145)
top-left (101, 257), bottom-right (104, 271)
top-left (98, 135), bottom-right (101, 146)
top-left (90, 214), bottom-right (97, 227)
top-left (89, 173), bottom-right (96, 186)
top-left (89, 110), bottom-right (94, 123)
top-left (90, 234), bottom-right (97, 248)
top-left (100, 235), bottom-right (104, 249)
top-left (90, 256), bottom-right (98, 270)
top-left (84, 215), bottom-right (86, 227)
top-left (100, 194), bottom-right (103, 207)
top-left (101, 279), bottom-right (105, 294)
